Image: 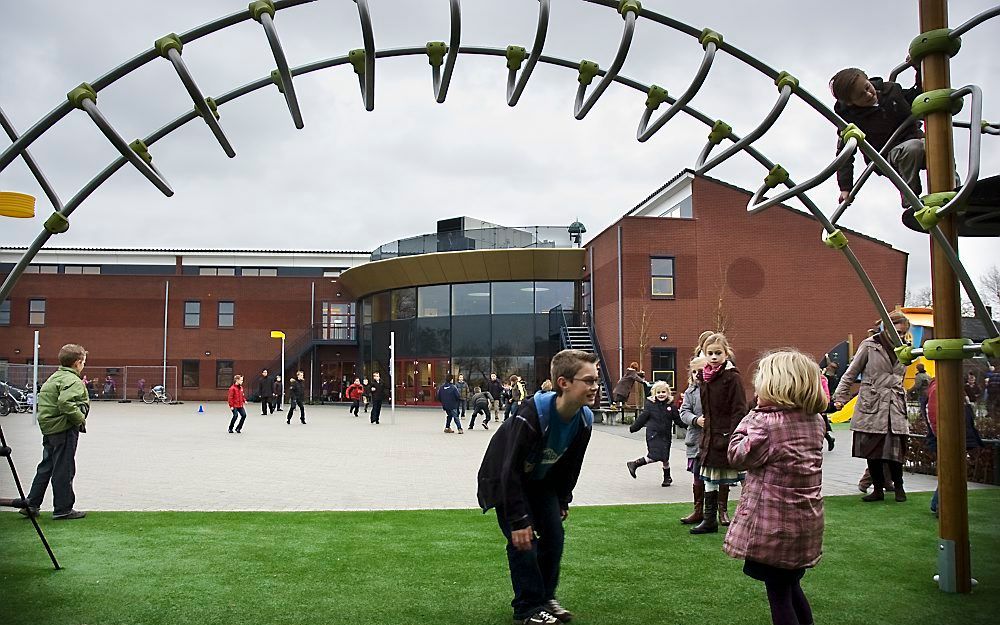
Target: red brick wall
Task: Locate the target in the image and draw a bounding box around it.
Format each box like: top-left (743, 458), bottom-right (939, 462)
top-left (0, 274), bottom-right (356, 400)
top-left (586, 175), bottom-right (908, 393)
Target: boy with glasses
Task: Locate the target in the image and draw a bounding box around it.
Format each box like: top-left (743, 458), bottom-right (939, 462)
top-left (477, 349), bottom-right (598, 625)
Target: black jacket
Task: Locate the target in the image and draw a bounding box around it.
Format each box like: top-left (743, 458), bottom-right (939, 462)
top-left (835, 76), bottom-right (924, 191)
top-left (437, 382), bottom-right (462, 412)
top-left (257, 376), bottom-right (273, 398)
top-left (487, 379), bottom-right (504, 401)
top-left (630, 400), bottom-right (681, 436)
top-left (477, 396), bottom-right (592, 530)
top-left (470, 391), bottom-right (492, 409)
top-left (289, 378), bottom-right (304, 400)
top-left (369, 377), bottom-right (388, 401)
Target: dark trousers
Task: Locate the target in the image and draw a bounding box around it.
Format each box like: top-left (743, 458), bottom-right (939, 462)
top-left (288, 397), bottom-right (305, 421)
top-left (350, 399), bottom-right (360, 416)
top-left (27, 428), bottom-right (80, 515)
top-left (504, 400), bottom-right (518, 421)
top-left (764, 577), bottom-right (813, 625)
top-left (496, 486), bottom-right (564, 619)
top-left (468, 405), bottom-right (489, 428)
top-left (370, 399), bottom-right (383, 423)
top-left (229, 407), bottom-right (247, 432)
top-left (867, 458), bottom-right (904, 488)
top-left (260, 397), bottom-right (272, 415)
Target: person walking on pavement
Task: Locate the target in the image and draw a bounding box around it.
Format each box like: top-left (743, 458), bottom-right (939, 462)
top-left (20, 344), bottom-right (91, 520)
top-left (438, 375), bottom-right (464, 433)
top-left (456, 373), bottom-right (470, 421)
top-left (487, 372), bottom-right (504, 422)
top-left (257, 369), bottom-right (273, 416)
top-left (228, 374), bottom-right (248, 434)
top-left (287, 371), bottom-right (306, 424)
top-left (369, 372), bottom-right (388, 424)
top-left (272, 375), bottom-right (283, 413)
top-left (346, 377), bottom-right (365, 417)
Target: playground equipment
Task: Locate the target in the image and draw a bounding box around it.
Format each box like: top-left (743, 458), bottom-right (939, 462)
top-left (1, 0), bottom-right (998, 594)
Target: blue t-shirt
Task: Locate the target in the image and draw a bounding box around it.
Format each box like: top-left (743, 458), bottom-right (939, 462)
top-left (530, 406), bottom-right (583, 481)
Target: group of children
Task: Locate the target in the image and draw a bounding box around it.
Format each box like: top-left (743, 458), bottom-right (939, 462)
top-left (225, 370), bottom-right (308, 433)
top-left (480, 336), bottom-right (832, 625)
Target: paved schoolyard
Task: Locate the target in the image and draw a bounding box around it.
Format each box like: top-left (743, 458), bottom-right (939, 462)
top-left (0, 401), bottom-right (958, 512)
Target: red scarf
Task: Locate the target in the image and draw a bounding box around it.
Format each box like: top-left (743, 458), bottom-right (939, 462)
top-left (702, 362), bottom-right (724, 383)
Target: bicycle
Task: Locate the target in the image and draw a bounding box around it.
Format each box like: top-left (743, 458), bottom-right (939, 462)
top-left (142, 385), bottom-right (171, 404)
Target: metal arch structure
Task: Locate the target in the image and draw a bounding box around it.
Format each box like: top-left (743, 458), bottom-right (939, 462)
top-left (1, 0), bottom-right (998, 593)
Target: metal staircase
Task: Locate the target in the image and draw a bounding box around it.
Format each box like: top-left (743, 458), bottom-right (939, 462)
top-left (551, 306), bottom-right (612, 409)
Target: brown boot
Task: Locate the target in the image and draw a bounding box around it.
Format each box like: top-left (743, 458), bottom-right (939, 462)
top-left (690, 491), bottom-right (719, 534)
top-left (680, 481), bottom-right (705, 524)
top-left (858, 468), bottom-right (872, 493)
top-left (718, 484), bottom-right (732, 527)
top-left (626, 457), bottom-right (648, 479)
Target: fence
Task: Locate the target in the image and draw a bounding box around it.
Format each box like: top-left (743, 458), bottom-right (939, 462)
top-left (0, 363), bottom-right (128, 401)
top-left (123, 366), bottom-right (179, 403)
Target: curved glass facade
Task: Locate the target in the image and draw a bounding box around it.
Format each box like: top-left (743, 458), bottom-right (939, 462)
top-left (360, 281), bottom-right (578, 405)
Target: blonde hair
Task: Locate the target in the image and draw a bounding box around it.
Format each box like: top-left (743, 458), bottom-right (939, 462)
top-left (753, 350), bottom-right (828, 414)
top-left (541, 379), bottom-right (553, 392)
top-left (694, 330), bottom-right (714, 356)
top-left (650, 380), bottom-right (673, 400)
top-left (703, 333), bottom-right (734, 359)
top-left (688, 356), bottom-right (708, 384)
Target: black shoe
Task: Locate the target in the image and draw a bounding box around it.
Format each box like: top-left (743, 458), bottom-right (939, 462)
top-left (861, 488), bottom-right (884, 502)
top-left (277, 408), bottom-right (283, 412)
top-left (53, 510), bottom-right (87, 520)
top-left (228, 429), bottom-right (234, 434)
top-left (484, 422), bottom-right (489, 430)
top-left (18, 506), bottom-right (40, 518)
top-left (235, 430), bottom-right (242, 434)
top-left (286, 419), bottom-right (291, 424)
top-left (826, 433), bottom-right (836, 452)
top-left (894, 487), bottom-right (907, 502)
top-left (301, 419), bottom-right (306, 424)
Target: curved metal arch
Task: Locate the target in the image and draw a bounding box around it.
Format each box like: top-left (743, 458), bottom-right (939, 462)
top-left (506, 0), bottom-right (551, 107)
top-left (429, 0), bottom-right (462, 103)
top-left (162, 47), bottom-right (237, 156)
top-left (637, 40), bottom-right (718, 143)
top-left (259, 11), bottom-right (305, 128)
top-left (695, 83), bottom-right (791, 174)
top-left (573, 10), bottom-right (637, 120)
top-left (354, 0), bottom-right (377, 111)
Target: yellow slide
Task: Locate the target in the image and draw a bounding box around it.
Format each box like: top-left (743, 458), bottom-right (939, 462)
top-left (829, 396), bottom-right (856, 424)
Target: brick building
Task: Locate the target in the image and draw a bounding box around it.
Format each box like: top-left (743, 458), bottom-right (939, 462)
top-left (585, 170), bottom-right (908, 392)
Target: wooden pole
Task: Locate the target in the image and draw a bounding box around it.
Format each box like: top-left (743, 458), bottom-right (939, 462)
top-left (919, 0), bottom-right (971, 594)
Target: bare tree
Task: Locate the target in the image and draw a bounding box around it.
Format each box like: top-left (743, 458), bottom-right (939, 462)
top-left (630, 305), bottom-right (652, 408)
top-left (905, 286), bottom-right (933, 307)
top-left (979, 265), bottom-right (1000, 315)
top-left (714, 258), bottom-right (731, 336)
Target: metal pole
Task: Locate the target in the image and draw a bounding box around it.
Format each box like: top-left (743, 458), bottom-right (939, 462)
top-left (162, 281), bottom-right (169, 390)
top-left (390, 330), bottom-right (396, 424)
top-left (617, 225), bottom-right (624, 381)
top-left (281, 336), bottom-right (286, 408)
top-left (31, 330), bottom-right (39, 419)
top-left (919, 0), bottom-right (971, 594)
top-left (310, 281), bottom-right (315, 401)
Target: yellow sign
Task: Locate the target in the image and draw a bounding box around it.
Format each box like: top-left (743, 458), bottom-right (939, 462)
top-left (0, 191), bottom-right (36, 218)
top-left (270, 331), bottom-right (285, 339)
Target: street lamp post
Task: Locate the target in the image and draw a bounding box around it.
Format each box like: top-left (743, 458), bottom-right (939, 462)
top-left (270, 330), bottom-right (285, 408)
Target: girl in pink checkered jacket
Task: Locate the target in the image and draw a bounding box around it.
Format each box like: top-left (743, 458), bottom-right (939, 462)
top-left (724, 350), bottom-right (827, 625)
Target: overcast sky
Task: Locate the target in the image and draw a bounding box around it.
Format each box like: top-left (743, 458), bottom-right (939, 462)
top-left (1, 0), bottom-right (997, 295)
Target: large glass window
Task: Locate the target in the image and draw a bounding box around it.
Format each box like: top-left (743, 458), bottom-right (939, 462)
top-left (452, 315), bottom-right (491, 356)
top-left (0, 299), bottom-right (9, 325)
top-left (218, 301), bottom-right (235, 327)
top-left (28, 299), bottom-right (45, 326)
top-left (492, 315), bottom-right (535, 356)
top-left (361, 296), bottom-right (373, 325)
top-left (491, 282), bottom-right (534, 314)
top-left (651, 257), bottom-right (675, 297)
top-left (182, 360), bottom-right (200, 388)
top-left (491, 356), bottom-right (535, 392)
top-left (413, 317), bottom-right (450, 356)
top-left (452, 356), bottom-right (490, 392)
top-left (216, 360), bottom-right (234, 388)
top-left (418, 285), bottom-right (450, 317)
top-left (391, 288), bottom-right (417, 320)
top-left (533, 282), bottom-right (575, 313)
top-left (184, 301), bottom-right (201, 327)
top-left (452, 283), bottom-right (490, 315)
top-left (372, 292), bottom-right (391, 322)
top-left (651, 348), bottom-right (677, 389)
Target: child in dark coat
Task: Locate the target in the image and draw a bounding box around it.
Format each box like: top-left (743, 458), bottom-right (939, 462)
top-left (626, 381), bottom-right (681, 486)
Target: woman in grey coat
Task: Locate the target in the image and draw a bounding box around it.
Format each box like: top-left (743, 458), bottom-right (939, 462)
top-left (834, 310), bottom-right (911, 502)
top-left (678, 356), bottom-right (707, 524)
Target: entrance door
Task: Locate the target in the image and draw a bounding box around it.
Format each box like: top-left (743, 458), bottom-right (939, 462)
top-left (320, 360), bottom-right (357, 401)
top-left (650, 348), bottom-right (677, 390)
top-left (321, 302), bottom-right (355, 341)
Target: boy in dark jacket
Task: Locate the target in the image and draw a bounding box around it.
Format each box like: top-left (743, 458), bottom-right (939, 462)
top-left (830, 67), bottom-right (925, 207)
top-left (438, 375), bottom-right (463, 433)
top-left (468, 387), bottom-right (493, 430)
top-left (477, 349), bottom-right (598, 625)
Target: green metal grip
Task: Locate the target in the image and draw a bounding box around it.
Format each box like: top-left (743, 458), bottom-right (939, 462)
top-left (908, 28), bottom-right (961, 64)
top-left (823, 229), bottom-right (849, 250)
top-left (154, 33), bottom-right (183, 58)
top-left (774, 71), bottom-right (798, 93)
top-left (895, 345), bottom-right (916, 367)
top-left (129, 139), bottom-right (153, 165)
top-left (914, 205), bottom-right (942, 230)
top-left (764, 164), bottom-right (789, 189)
top-left (840, 123), bottom-right (865, 145)
top-left (981, 336), bottom-right (1000, 359)
top-left (270, 70), bottom-right (285, 94)
top-left (44, 212), bottom-right (69, 235)
top-left (699, 29), bottom-right (723, 50)
top-left (618, 0), bottom-right (642, 18)
top-left (506, 45), bottom-right (527, 71)
top-left (645, 85), bottom-right (668, 110)
top-left (922, 338), bottom-right (973, 361)
top-left (578, 60), bottom-right (600, 86)
top-left (708, 120), bottom-right (732, 145)
top-left (426, 41), bottom-right (447, 68)
top-left (67, 82), bottom-right (97, 109)
top-left (248, 0), bottom-right (276, 22)
top-left (912, 88), bottom-right (964, 118)
top-left (203, 97), bottom-right (220, 121)
top-left (348, 49), bottom-right (367, 76)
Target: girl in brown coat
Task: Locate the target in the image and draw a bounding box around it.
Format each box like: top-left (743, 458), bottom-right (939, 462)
top-left (691, 333), bottom-right (748, 534)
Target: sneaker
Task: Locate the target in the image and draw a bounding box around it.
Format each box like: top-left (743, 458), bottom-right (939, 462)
top-left (53, 510), bottom-right (87, 520)
top-left (18, 506), bottom-right (40, 518)
top-left (483, 422), bottom-right (489, 430)
top-left (545, 599), bottom-right (573, 622)
top-left (457, 429), bottom-right (464, 434)
top-left (515, 610), bottom-right (560, 625)
top-left (444, 428), bottom-right (454, 433)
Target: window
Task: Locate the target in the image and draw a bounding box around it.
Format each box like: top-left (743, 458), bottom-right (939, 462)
top-left (242, 268), bottom-right (277, 277)
top-left (64, 265), bottom-right (101, 274)
top-left (533, 282), bottom-right (576, 313)
top-left (218, 301), bottom-right (235, 327)
top-left (660, 196), bottom-right (692, 218)
top-left (650, 348), bottom-right (677, 389)
top-left (0, 299), bottom-right (9, 325)
top-left (23, 265), bottom-right (57, 274)
top-left (391, 288), bottom-right (416, 320)
top-left (182, 360), bottom-right (200, 388)
top-left (452, 283), bottom-right (490, 315)
top-left (417, 285), bottom-right (450, 318)
top-left (28, 299), bottom-right (45, 325)
top-left (491, 282), bottom-right (534, 314)
top-left (199, 267), bottom-right (236, 276)
top-left (650, 257), bottom-right (675, 297)
top-left (184, 301), bottom-right (201, 327)
top-left (216, 360), bottom-right (234, 388)
top-left (323, 268), bottom-right (346, 277)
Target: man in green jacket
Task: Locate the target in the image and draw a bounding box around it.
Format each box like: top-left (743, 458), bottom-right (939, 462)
top-left (20, 344), bottom-right (90, 520)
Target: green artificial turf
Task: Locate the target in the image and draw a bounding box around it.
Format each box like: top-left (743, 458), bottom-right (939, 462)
top-left (1, 491), bottom-right (998, 625)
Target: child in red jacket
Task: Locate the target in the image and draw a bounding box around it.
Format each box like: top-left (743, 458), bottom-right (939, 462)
top-left (228, 374), bottom-right (247, 433)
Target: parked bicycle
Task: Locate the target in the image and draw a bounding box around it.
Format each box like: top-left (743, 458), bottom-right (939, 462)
top-left (0, 381), bottom-right (32, 416)
top-left (142, 384), bottom-right (171, 404)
